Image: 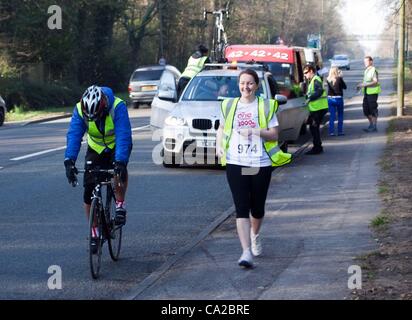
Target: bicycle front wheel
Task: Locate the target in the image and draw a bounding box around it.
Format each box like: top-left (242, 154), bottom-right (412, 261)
top-left (108, 193), bottom-right (122, 261)
top-left (89, 198), bottom-right (103, 279)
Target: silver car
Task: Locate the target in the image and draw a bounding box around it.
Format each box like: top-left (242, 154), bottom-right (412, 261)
top-left (128, 65), bottom-right (181, 108)
top-left (0, 95), bottom-right (6, 126)
top-left (330, 54), bottom-right (350, 70)
top-left (151, 64), bottom-right (309, 167)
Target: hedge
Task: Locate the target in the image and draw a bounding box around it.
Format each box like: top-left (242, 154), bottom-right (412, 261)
top-left (0, 78), bottom-right (84, 111)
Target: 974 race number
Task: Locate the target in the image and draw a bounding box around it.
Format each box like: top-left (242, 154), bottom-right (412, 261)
top-left (238, 144), bottom-right (259, 154)
top-left (237, 142), bottom-right (262, 157)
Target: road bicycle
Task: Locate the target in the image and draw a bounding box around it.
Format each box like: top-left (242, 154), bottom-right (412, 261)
top-left (77, 166), bottom-right (123, 279)
top-left (203, 1), bottom-right (230, 63)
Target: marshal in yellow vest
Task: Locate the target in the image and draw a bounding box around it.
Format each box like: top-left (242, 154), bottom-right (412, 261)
top-left (220, 97), bottom-right (292, 167)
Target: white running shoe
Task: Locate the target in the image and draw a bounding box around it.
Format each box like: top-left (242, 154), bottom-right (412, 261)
top-left (251, 232), bottom-right (262, 256)
top-left (238, 249), bottom-right (253, 268)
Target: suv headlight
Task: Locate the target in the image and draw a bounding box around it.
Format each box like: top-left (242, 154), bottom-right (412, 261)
top-left (165, 116), bottom-right (186, 126)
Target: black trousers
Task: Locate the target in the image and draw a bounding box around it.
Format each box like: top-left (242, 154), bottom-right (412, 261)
top-left (307, 109), bottom-right (328, 149)
top-left (226, 164), bottom-right (273, 219)
top-left (363, 94), bottom-right (378, 118)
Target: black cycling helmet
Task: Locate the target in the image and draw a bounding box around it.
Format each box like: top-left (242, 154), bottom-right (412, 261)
top-left (80, 85), bottom-right (107, 121)
top-left (198, 44), bottom-right (209, 55)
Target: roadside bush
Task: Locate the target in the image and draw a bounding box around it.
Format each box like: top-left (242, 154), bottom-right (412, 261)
top-left (0, 78), bottom-right (83, 111)
top-left (99, 50), bottom-right (132, 92)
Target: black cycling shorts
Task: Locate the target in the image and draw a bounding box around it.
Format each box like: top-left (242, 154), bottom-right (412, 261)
top-left (83, 147), bottom-right (115, 204)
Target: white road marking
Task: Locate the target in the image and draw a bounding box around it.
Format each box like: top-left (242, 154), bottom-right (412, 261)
top-left (9, 124), bottom-right (150, 161)
top-left (10, 146), bottom-right (68, 161)
top-left (132, 124), bottom-right (150, 132)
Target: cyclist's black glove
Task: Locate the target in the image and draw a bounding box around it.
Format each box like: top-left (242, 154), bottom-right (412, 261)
top-left (114, 161), bottom-right (128, 183)
top-left (64, 159), bottom-right (78, 186)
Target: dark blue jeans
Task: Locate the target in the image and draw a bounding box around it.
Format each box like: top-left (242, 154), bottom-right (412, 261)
top-left (328, 96), bottom-right (344, 135)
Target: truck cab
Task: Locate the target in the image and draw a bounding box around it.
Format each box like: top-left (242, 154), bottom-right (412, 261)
top-left (224, 44), bottom-right (307, 99)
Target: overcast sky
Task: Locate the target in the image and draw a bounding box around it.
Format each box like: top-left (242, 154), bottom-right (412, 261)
top-left (339, 0), bottom-right (395, 54)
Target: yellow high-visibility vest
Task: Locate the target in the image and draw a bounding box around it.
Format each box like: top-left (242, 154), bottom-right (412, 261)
top-left (362, 66), bottom-right (381, 95)
top-left (181, 56), bottom-right (208, 79)
top-left (220, 97), bottom-right (292, 167)
top-left (307, 75), bottom-right (328, 112)
top-left (76, 97), bottom-right (123, 154)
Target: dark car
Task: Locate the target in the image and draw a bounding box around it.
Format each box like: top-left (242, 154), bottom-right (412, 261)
top-left (128, 65), bottom-right (181, 108)
top-left (0, 95), bottom-right (6, 126)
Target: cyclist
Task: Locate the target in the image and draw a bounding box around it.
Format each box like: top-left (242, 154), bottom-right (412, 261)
top-left (177, 45), bottom-right (210, 98)
top-left (64, 86), bottom-right (132, 251)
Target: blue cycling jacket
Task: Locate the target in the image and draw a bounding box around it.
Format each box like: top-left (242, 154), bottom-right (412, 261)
top-left (65, 87), bottom-right (132, 163)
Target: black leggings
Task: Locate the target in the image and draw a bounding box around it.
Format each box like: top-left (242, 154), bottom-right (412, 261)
top-left (226, 164), bottom-right (273, 219)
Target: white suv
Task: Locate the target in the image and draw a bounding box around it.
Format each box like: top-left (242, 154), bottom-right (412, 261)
top-left (151, 64), bottom-right (309, 167)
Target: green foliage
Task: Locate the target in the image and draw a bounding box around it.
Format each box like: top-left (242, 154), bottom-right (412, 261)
top-left (0, 78), bottom-right (83, 110)
top-left (371, 214), bottom-right (390, 228)
top-left (0, 53), bottom-right (20, 78)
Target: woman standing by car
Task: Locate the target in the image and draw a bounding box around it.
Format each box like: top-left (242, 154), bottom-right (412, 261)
top-left (326, 66), bottom-right (347, 136)
top-left (216, 69), bottom-right (291, 269)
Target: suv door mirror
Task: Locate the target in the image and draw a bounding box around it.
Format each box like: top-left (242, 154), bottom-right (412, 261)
top-left (275, 94), bottom-right (287, 105)
top-left (158, 70), bottom-right (177, 102)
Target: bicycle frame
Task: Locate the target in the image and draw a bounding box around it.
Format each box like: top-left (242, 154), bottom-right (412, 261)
top-left (76, 167), bottom-right (123, 279)
top-left (84, 169), bottom-right (117, 237)
top-left (91, 180), bottom-right (114, 238)
top-left (204, 2), bottom-right (230, 62)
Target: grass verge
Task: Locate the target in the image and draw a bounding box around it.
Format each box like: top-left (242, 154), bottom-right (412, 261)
top-left (370, 213), bottom-right (390, 229)
top-left (5, 106), bottom-right (72, 122)
top-left (4, 91), bottom-right (130, 122)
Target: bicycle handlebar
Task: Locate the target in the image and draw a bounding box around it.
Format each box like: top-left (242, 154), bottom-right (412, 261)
top-left (71, 169), bottom-right (119, 187)
top-left (77, 169), bottom-right (115, 174)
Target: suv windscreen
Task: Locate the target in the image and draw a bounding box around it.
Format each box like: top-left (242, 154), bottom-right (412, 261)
top-left (266, 63), bottom-right (291, 85)
top-left (131, 69), bottom-right (164, 81)
top-left (181, 76), bottom-right (265, 101)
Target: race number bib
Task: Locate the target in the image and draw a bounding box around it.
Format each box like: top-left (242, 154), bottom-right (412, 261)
top-left (230, 131), bottom-right (263, 158)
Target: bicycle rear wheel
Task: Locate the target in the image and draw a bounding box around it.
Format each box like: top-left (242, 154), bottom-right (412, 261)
top-left (107, 192), bottom-right (122, 261)
top-left (89, 198), bottom-right (103, 279)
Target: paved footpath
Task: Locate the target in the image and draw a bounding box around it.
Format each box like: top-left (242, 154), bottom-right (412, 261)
top-left (120, 92), bottom-right (395, 300)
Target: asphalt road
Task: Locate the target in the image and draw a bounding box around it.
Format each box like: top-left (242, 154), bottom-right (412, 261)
top-left (0, 59), bottom-right (395, 299)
